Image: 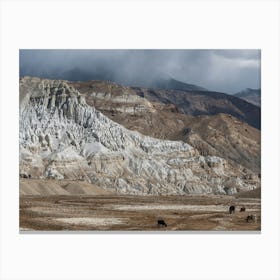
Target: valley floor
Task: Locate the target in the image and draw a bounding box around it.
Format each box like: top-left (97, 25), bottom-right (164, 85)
top-left (20, 193), bottom-right (261, 231)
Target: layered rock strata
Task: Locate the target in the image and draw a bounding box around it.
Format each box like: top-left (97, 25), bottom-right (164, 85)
top-left (19, 77), bottom-right (260, 195)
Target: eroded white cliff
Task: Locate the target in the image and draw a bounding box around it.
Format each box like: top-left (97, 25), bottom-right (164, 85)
top-left (19, 77), bottom-right (260, 195)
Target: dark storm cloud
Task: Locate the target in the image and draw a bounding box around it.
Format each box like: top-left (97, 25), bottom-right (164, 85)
top-left (19, 49), bottom-right (260, 94)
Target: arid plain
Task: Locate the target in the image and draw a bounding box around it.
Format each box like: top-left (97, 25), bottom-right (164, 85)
top-left (20, 180), bottom-right (260, 231)
top-left (19, 75), bottom-right (261, 232)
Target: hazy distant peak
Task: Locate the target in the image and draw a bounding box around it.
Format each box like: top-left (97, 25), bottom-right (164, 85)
top-left (151, 77), bottom-right (208, 92)
top-left (236, 88), bottom-right (261, 95)
top-left (234, 88), bottom-right (261, 107)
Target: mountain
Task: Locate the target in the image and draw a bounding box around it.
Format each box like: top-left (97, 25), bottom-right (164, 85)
top-left (71, 80), bottom-right (261, 173)
top-left (234, 88), bottom-right (261, 107)
top-left (150, 77), bottom-right (208, 91)
top-left (132, 87), bottom-right (261, 129)
top-left (20, 65), bottom-right (207, 92)
top-left (61, 67), bottom-right (116, 83)
top-left (173, 114), bottom-right (261, 173)
top-left (71, 80), bottom-right (260, 130)
top-left (19, 77), bottom-right (260, 195)
top-left (19, 66), bottom-right (116, 84)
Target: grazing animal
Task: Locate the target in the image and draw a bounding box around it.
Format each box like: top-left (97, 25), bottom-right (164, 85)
top-left (229, 205), bottom-right (235, 214)
top-left (246, 215), bottom-right (257, 223)
top-left (240, 207), bottom-right (246, 212)
top-left (157, 219), bottom-right (167, 227)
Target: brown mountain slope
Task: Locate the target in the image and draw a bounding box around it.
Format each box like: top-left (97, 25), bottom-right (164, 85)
top-left (172, 114), bottom-right (260, 173)
top-left (132, 87), bottom-right (261, 129)
top-left (70, 80), bottom-right (260, 173)
top-left (71, 80), bottom-right (260, 129)
top-left (108, 112), bottom-right (260, 173)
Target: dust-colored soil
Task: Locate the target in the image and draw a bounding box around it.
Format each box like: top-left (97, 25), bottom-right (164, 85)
top-left (20, 195), bottom-right (261, 231)
top-left (20, 179), bottom-right (114, 196)
top-left (234, 187), bottom-right (261, 199)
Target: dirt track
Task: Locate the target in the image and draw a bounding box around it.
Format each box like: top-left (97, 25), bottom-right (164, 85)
top-left (20, 195), bottom-right (261, 231)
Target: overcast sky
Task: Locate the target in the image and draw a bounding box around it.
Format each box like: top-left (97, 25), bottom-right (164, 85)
top-left (20, 49), bottom-right (260, 94)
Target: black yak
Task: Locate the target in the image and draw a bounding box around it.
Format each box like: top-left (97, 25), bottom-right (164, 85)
top-left (246, 215), bottom-right (257, 223)
top-left (157, 219), bottom-right (167, 227)
top-left (229, 205), bottom-right (235, 214)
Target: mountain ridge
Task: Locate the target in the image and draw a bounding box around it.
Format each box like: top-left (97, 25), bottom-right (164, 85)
top-left (234, 88), bottom-right (261, 107)
top-left (19, 77), bottom-right (260, 195)
top-left (70, 79), bottom-right (260, 173)
top-left (149, 77), bottom-right (208, 92)
top-left (64, 77), bottom-right (261, 129)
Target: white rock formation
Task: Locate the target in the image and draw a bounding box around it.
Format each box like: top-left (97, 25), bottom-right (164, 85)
top-left (19, 77), bottom-right (260, 195)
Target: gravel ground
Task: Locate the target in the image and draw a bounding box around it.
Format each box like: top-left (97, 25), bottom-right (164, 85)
top-left (20, 195), bottom-right (261, 231)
